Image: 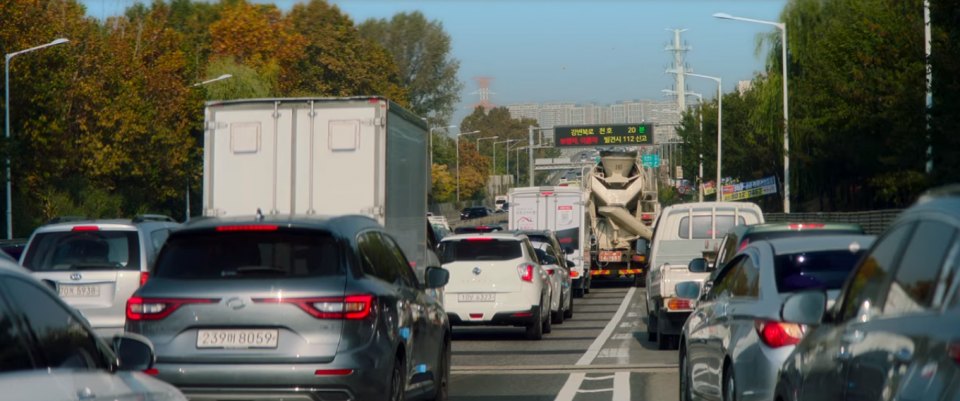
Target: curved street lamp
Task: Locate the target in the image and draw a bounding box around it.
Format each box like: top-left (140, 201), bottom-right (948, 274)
top-left (684, 72), bottom-right (722, 203)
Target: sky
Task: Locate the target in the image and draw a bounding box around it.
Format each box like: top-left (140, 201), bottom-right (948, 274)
top-left (80, 0), bottom-right (787, 124)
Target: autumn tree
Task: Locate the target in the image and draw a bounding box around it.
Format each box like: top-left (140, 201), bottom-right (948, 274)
top-left (430, 163), bottom-right (455, 203)
top-left (358, 11), bottom-right (462, 125)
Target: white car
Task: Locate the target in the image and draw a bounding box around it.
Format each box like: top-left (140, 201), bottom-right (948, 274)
top-left (520, 231), bottom-right (574, 324)
top-left (439, 232), bottom-right (553, 340)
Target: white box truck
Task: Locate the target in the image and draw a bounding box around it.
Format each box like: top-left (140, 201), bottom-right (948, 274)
top-left (508, 186), bottom-right (591, 296)
top-left (202, 97), bottom-right (432, 270)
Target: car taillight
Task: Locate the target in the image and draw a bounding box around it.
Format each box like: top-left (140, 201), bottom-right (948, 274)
top-left (143, 368), bottom-right (159, 376)
top-left (139, 272), bottom-right (149, 287)
top-left (570, 270), bottom-right (580, 278)
top-left (253, 294), bottom-right (375, 320)
top-left (465, 237), bottom-right (493, 242)
top-left (755, 320), bottom-right (804, 348)
top-left (666, 297), bottom-right (693, 311)
top-left (546, 268), bottom-right (556, 276)
top-left (517, 263), bottom-right (534, 282)
top-left (126, 297), bottom-right (217, 321)
top-left (788, 223), bottom-right (825, 230)
top-left (738, 239), bottom-right (750, 252)
top-left (72, 225), bottom-right (99, 232)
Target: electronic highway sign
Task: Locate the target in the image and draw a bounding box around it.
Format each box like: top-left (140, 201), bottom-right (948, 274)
top-left (553, 123), bottom-right (655, 148)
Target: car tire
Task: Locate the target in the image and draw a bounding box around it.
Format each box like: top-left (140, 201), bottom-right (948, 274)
top-left (390, 354), bottom-right (406, 401)
top-left (723, 363), bottom-right (737, 401)
top-left (542, 297), bottom-right (553, 334)
top-left (680, 344), bottom-right (693, 401)
top-left (525, 306), bottom-right (543, 340)
top-left (551, 297), bottom-right (564, 325)
top-left (573, 288), bottom-right (584, 298)
top-left (564, 294), bottom-right (574, 319)
top-left (428, 339), bottom-right (450, 401)
top-left (647, 312), bottom-right (658, 342)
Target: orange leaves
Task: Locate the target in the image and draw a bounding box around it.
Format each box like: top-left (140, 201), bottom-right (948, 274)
top-left (209, 1), bottom-right (305, 73)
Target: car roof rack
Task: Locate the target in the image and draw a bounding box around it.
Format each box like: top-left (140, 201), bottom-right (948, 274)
top-left (47, 216), bottom-right (89, 224)
top-left (132, 214), bottom-right (177, 223)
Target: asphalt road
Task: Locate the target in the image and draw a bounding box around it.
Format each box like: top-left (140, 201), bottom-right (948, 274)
top-left (448, 282), bottom-right (680, 401)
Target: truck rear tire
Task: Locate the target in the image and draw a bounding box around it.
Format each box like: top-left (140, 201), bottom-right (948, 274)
top-left (647, 312), bottom-right (658, 342)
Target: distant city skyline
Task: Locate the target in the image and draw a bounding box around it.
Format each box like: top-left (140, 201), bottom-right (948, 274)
top-left (79, 0), bottom-right (788, 126)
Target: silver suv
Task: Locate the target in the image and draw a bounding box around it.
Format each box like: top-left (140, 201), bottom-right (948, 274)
top-left (19, 215), bottom-right (180, 337)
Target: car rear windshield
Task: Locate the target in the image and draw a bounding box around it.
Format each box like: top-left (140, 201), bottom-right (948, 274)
top-left (439, 239), bottom-right (522, 263)
top-left (679, 215), bottom-right (747, 239)
top-left (774, 250), bottom-right (865, 292)
top-left (21, 231), bottom-right (141, 272)
top-left (154, 230), bottom-right (343, 279)
top-left (744, 229), bottom-right (864, 246)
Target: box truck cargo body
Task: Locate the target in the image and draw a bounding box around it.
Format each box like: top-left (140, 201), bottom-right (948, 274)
top-left (508, 186), bottom-right (591, 295)
top-left (202, 97), bottom-right (431, 269)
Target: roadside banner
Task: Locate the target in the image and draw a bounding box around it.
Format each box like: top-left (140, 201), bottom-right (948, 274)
top-left (721, 176), bottom-right (778, 201)
top-left (702, 181), bottom-right (716, 196)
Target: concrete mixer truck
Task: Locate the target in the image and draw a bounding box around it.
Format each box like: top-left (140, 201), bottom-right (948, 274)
top-left (585, 150), bottom-right (659, 286)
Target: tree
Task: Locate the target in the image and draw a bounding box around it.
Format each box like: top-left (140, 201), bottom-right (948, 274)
top-left (459, 106), bottom-right (545, 187)
top-left (930, 0), bottom-right (960, 186)
top-left (430, 163), bottom-right (455, 203)
top-left (358, 11), bottom-right (462, 125)
top-left (283, 0), bottom-right (408, 104)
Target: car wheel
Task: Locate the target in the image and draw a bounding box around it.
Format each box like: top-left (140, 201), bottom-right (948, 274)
top-left (542, 296), bottom-right (553, 334)
top-left (429, 339), bottom-right (450, 401)
top-left (680, 345), bottom-right (692, 401)
top-left (647, 312), bottom-right (658, 342)
top-left (551, 296), bottom-right (564, 324)
top-left (390, 354), bottom-right (406, 401)
top-left (564, 293), bottom-right (574, 319)
top-left (525, 305), bottom-right (543, 340)
top-left (723, 363), bottom-right (737, 401)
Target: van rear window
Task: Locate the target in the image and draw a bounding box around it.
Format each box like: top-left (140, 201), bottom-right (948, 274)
top-left (678, 216), bottom-right (746, 239)
top-left (22, 231), bottom-right (140, 272)
top-left (154, 230), bottom-right (342, 279)
top-left (439, 239), bottom-right (521, 263)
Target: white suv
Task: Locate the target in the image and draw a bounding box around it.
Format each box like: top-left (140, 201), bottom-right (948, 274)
top-left (439, 232), bottom-right (553, 340)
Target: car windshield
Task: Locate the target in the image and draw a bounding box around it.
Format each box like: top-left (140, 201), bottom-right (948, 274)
top-left (21, 230), bottom-right (141, 271)
top-left (439, 239), bottom-right (521, 263)
top-left (774, 249), bottom-right (866, 292)
top-left (154, 230), bottom-right (343, 279)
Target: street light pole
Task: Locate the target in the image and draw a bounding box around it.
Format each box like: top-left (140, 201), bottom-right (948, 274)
top-left (5, 38), bottom-right (69, 239)
top-left (476, 135), bottom-right (498, 152)
top-left (714, 12), bottom-right (790, 212)
top-left (455, 130), bottom-right (480, 203)
top-left (186, 74), bottom-right (234, 222)
top-left (685, 72), bottom-right (722, 202)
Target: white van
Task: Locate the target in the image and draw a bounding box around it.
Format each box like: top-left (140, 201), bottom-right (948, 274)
top-left (644, 201), bottom-right (764, 349)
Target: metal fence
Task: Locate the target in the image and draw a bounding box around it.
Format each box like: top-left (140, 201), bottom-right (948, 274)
top-left (764, 209), bottom-right (903, 235)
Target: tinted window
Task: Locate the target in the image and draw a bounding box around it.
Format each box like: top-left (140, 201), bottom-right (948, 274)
top-left (381, 233), bottom-right (420, 288)
top-left (3, 278), bottom-right (104, 370)
top-left (22, 230), bottom-right (141, 272)
top-left (717, 233), bottom-right (739, 265)
top-left (679, 215), bottom-right (746, 239)
top-left (358, 232), bottom-right (401, 284)
top-left (439, 239), bottom-right (522, 263)
top-left (154, 230), bottom-right (342, 279)
top-left (0, 294), bottom-right (35, 372)
top-left (709, 256), bottom-right (744, 299)
top-left (883, 221), bottom-right (957, 315)
top-left (839, 223), bottom-right (914, 322)
top-left (775, 250), bottom-right (866, 292)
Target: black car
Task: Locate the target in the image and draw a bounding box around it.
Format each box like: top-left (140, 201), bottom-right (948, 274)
top-left (126, 214), bottom-right (452, 401)
top-left (460, 207), bottom-right (493, 220)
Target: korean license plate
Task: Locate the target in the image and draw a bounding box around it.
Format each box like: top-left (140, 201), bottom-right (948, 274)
top-left (458, 293), bottom-right (495, 303)
top-left (58, 284), bottom-right (100, 298)
top-left (599, 251), bottom-right (622, 262)
top-left (196, 329), bottom-right (279, 349)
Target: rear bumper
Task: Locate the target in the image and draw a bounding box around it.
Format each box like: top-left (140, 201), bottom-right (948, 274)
top-left (448, 306), bottom-right (540, 326)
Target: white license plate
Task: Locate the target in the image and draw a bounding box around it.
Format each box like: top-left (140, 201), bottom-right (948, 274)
top-left (196, 329), bottom-right (279, 349)
top-left (599, 251), bottom-right (622, 262)
top-left (458, 293), bottom-right (495, 303)
top-left (58, 285), bottom-right (100, 298)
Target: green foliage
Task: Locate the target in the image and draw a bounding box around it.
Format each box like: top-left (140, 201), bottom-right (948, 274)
top-left (204, 57), bottom-right (274, 99)
top-left (358, 11), bottom-right (463, 126)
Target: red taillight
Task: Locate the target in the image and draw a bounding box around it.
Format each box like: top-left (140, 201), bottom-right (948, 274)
top-left (126, 297), bottom-right (217, 321)
top-left (143, 368), bottom-right (159, 376)
top-left (72, 225), bottom-right (99, 232)
top-left (546, 268), bottom-right (556, 276)
top-left (253, 294), bottom-right (375, 320)
top-left (512, 312), bottom-right (533, 318)
top-left (948, 343), bottom-right (960, 365)
top-left (315, 369), bottom-right (354, 376)
top-left (517, 264), bottom-right (534, 282)
top-left (469, 313), bottom-right (484, 319)
top-left (139, 272), bottom-right (149, 287)
top-left (755, 320), bottom-right (804, 348)
top-left (738, 239), bottom-right (750, 252)
top-left (642, 213), bottom-right (653, 220)
top-left (788, 223), bottom-right (825, 230)
top-left (215, 225), bottom-right (279, 232)
top-left (666, 297), bottom-right (693, 311)
top-left (570, 270), bottom-right (580, 278)
top-left (541, 192), bottom-right (554, 196)
top-left (465, 237), bottom-right (494, 242)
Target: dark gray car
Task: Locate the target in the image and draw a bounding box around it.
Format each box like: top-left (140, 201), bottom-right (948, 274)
top-left (776, 185), bottom-right (960, 401)
top-left (126, 215), bottom-right (451, 401)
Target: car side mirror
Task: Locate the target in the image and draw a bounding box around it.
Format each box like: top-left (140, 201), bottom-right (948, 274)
top-left (781, 290), bottom-right (828, 326)
top-left (674, 281), bottom-right (701, 300)
top-left (112, 333), bottom-right (156, 371)
top-left (425, 266), bottom-right (450, 289)
top-left (566, 260), bottom-right (575, 268)
top-left (688, 258), bottom-right (708, 273)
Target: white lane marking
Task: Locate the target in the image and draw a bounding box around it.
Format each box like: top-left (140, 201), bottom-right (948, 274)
top-left (577, 388), bottom-right (613, 394)
top-left (613, 372), bottom-right (631, 400)
top-left (554, 287), bottom-right (637, 401)
top-left (582, 375), bottom-right (616, 381)
top-left (596, 348), bottom-right (629, 358)
top-left (610, 333), bottom-right (632, 340)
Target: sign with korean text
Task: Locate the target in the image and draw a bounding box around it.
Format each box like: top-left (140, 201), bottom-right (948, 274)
top-left (641, 154), bottom-right (660, 168)
top-left (553, 124), bottom-right (655, 148)
top-left (721, 176), bottom-right (778, 201)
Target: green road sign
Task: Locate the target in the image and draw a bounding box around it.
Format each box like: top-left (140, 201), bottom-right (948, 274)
top-left (641, 154), bottom-right (660, 168)
top-left (554, 123), bottom-right (655, 148)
